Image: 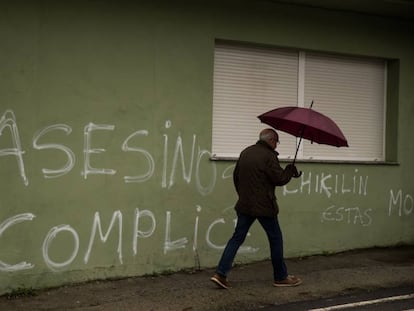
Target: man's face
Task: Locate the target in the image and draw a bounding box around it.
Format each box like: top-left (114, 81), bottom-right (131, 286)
top-left (270, 134), bottom-right (279, 150)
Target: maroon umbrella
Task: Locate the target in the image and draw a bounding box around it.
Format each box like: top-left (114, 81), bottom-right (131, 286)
top-left (258, 102), bottom-right (348, 164)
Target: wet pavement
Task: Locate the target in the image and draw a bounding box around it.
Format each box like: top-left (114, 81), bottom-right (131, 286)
top-left (1, 245), bottom-right (413, 310)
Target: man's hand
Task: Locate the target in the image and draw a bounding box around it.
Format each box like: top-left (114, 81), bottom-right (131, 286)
top-left (286, 164), bottom-right (302, 178)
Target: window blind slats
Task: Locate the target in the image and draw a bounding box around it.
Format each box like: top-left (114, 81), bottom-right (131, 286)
top-left (212, 43), bottom-right (386, 161)
top-left (304, 53), bottom-right (385, 161)
top-left (212, 44), bottom-right (298, 158)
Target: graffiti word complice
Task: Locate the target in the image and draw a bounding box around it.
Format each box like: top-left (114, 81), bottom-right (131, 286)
top-left (0, 208), bottom-right (258, 272)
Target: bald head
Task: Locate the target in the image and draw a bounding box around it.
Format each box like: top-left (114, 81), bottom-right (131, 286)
top-left (259, 128), bottom-right (279, 149)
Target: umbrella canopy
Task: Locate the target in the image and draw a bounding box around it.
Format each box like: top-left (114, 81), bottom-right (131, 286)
top-left (258, 105), bottom-right (348, 165)
top-left (258, 106), bottom-right (348, 147)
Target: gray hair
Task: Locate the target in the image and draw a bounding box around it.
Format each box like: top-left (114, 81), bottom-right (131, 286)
top-left (259, 128), bottom-right (278, 143)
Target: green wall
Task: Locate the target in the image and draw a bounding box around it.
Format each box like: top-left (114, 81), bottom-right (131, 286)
top-left (0, 0), bottom-right (413, 294)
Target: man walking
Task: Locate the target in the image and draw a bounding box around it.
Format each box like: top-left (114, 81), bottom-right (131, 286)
top-left (210, 128), bottom-right (302, 289)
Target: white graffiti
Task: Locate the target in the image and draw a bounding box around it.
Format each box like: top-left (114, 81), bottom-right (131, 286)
top-left (161, 120), bottom-right (216, 195)
top-left (284, 169), bottom-right (368, 198)
top-left (193, 205), bottom-right (202, 252)
top-left (0, 111), bottom-right (216, 196)
top-left (222, 164), bottom-right (235, 180)
top-left (0, 110), bottom-right (28, 186)
top-left (195, 149), bottom-right (217, 196)
top-left (84, 211), bottom-right (123, 264)
top-left (168, 134), bottom-right (196, 188)
top-left (206, 218), bottom-right (226, 250)
top-left (0, 213), bottom-right (36, 271)
top-left (164, 211), bottom-right (188, 254)
top-left (321, 205), bottom-right (372, 226)
top-left (389, 189), bottom-right (413, 216)
top-left (0, 207), bottom-right (259, 272)
top-left (133, 208), bottom-right (156, 255)
top-left (1, 109), bottom-right (399, 275)
top-left (43, 225), bottom-right (79, 271)
top-left (122, 130), bottom-right (155, 183)
top-left (83, 123), bottom-right (117, 179)
top-left (33, 124), bottom-right (76, 178)
top-left (205, 215), bottom-right (259, 253)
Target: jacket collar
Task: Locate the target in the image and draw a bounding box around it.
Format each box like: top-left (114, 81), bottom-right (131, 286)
top-left (256, 140), bottom-right (279, 156)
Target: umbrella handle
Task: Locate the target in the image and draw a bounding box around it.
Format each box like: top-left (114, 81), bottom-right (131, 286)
top-left (293, 170), bottom-right (302, 178)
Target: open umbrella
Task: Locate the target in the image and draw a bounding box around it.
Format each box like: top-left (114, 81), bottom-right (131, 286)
top-left (257, 101), bottom-right (348, 165)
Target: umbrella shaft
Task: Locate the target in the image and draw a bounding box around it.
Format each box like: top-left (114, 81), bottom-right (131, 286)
top-left (294, 100), bottom-right (313, 164)
top-left (293, 136), bottom-right (303, 165)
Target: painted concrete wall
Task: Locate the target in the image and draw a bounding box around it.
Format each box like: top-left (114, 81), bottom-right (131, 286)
top-left (0, 0), bottom-right (413, 294)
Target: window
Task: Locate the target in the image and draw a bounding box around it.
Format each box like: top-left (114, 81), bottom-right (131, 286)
top-left (212, 41), bottom-right (386, 162)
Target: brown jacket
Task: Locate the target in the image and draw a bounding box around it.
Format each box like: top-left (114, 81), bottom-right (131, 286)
top-left (233, 140), bottom-right (295, 217)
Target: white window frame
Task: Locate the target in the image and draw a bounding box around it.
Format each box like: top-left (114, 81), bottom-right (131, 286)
top-left (211, 41), bottom-right (387, 162)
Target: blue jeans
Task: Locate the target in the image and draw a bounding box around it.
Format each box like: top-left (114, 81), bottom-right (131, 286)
top-left (216, 212), bottom-right (288, 281)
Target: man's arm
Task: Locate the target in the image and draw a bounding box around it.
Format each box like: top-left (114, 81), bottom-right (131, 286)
top-left (267, 157), bottom-right (296, 187)
top-left (233, 161), bottom-right (240, 193)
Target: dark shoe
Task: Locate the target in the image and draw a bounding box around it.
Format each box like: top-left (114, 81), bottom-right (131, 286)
top-left (273, 275), bottom-right (302, 287)
top-left (210, 273), bottom-right (230, 289)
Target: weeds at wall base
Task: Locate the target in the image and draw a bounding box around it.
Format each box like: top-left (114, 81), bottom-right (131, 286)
top-left (6, 287), bottom-right (37, 299)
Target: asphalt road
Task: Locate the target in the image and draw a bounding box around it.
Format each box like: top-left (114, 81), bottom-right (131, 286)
top-left (263, 286), bottom-right (414, 311)
top-left (1, 245), bottom-right (413, 310)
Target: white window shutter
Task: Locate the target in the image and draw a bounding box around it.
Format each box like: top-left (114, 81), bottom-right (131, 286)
top-left (212, 43), bottom-right (299, 159)
top-left (212, 42), bottom-right (387, 162)
top-left (303, 53), bottom-right (386, 161)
